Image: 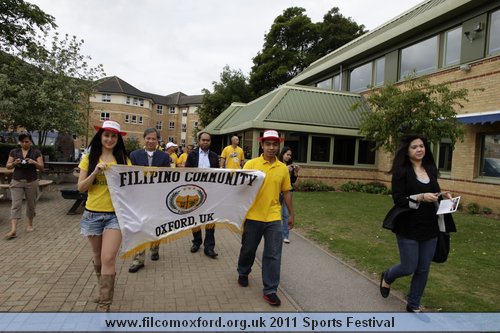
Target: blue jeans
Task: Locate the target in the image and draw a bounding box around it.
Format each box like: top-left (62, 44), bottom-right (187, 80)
top-left (237, 220), bottom-right (283, 295)
top-left (280, 193), bottom-right (290, 239)
top-left (384, 234), bottom-right (437, 309)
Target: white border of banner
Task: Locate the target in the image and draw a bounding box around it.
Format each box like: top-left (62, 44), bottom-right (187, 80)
top-left (0, 312), bottom-right (499, 332)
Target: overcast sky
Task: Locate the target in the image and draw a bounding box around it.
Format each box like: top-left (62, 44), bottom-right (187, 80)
top-left (29, 0), bottom-right (424, 96)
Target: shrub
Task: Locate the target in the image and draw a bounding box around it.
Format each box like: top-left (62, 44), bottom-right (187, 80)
top-left (340, 181), bottom-right (390, 195)
top-left (466, 202), bottom-right (480, 215)
top-left (481, 207), bottom-right (493, 215)
top-left (294, 180), bottom-right (335, 192)
top-left (0, 143), bottom-right (17, 166)
top-left (124, 137), bottom-right (141, 153)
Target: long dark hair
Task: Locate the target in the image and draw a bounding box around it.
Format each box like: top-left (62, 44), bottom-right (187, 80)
top-left (87, 129), bottom-right (128, 173)
top-left (389, 134), bottom-right (438, 178)
top-left (278, 146), bottom-right (293, 165)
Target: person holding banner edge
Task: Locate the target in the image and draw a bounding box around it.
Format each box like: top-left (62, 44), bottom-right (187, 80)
top-left (237, 129), bottom-right (294, 306)
top-left (128, 128), bottom-right (171, 273)
top-left (185, 131), bottom-right (220, 258)
top-left (77, 120), bottom-right (130, 312)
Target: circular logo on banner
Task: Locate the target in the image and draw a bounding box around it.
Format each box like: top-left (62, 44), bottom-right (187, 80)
top-left (166, 184), bottom-right (207, 214)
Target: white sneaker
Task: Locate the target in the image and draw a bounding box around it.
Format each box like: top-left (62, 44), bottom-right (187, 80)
top-left (283, 238), bottom-right (290, 243)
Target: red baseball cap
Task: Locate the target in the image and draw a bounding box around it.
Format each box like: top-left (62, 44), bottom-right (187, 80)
top-left (94, 120), bottom-right (127, 136)
top-left (258, 130), bottom-right (284, 142)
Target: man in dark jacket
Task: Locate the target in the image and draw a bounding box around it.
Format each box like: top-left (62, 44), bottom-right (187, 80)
top-left (128, 128), bottom-right (171, 273)
top-left (185, 131), bottom-right (220, 258)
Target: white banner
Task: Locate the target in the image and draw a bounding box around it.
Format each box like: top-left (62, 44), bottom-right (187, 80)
top-left (105, 165), bottom-right (265, 256)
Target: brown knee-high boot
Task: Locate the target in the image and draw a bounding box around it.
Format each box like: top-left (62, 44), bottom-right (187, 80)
top-left (97, 274), bottom-right (115, 312)
top-left (92, 264), bottom-right (101, 303)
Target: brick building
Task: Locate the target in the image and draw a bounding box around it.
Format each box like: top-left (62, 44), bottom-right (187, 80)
top-left (204, 0), bottom-right (500, 212)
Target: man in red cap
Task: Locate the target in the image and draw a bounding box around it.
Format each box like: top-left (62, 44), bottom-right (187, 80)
top-left (236, 130), bottom-right (294, 306)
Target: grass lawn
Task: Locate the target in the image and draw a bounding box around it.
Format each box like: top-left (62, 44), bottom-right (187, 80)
top-left (293, 191), bottom-right (500, 312)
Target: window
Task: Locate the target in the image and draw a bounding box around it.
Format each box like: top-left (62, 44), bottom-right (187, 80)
top-left (488, 10), bottom-right (500, 55)
top-left (131, 115), bottom-right (137, 124)
top-left (182, 111), bottom-right (187, 117)
top-left (169, 106), bottom-right (175, 114)
top-left (156, 121), bottom-right (162, 130)
top-left (139, 98), bottom-right (144, 107)
top-left (400, 36), bottom-right (438, 78)
top-left (332, 74), bottom-right (340, 90)
top-left (374, 57), bottom-right (385, 87)
top-left (100, 112), bottom-right (110, 121)
top-left (125, 114), bottom-right (130, 123)
top-left (333, 136), bottom-right (356, 165)
top-left (438, 140), bottom-right (453, 172)
top-left (444, 27), bottom-right (462, 66)
top-left (138, 116), bottom-right (143, 125)
top-left (357, 140), bottom-right (376, 164)
top-left (169, 122), bottom-right (175, 129)
top-left (101, 94), bottom-right (111, 102)
top-left (480, 134), bottom-right (500, 178)
top-left (316, 78), bottom-right (332, 90)
top-left (349, 63), bottom-right (372, 92)
top-left (156, 105), bottom-right (163, 114)
top-left (133, 98), bottom-right (138, 106)
top-left (181, 124), bottom-right (187, 132)
top-left (168, 136), bottom-right (174, 143)
top-left (181, 139), bottom-right (186, 145)
top-left (311, 136), bottom-right (331, 162)
top-left (194, 121), bottom-right (198, 128)
top-left (126, 96), bottom-right (130, 104)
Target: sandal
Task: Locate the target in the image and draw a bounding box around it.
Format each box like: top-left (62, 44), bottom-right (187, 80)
top-left (26, 226), bottom-right (34, 232)
top-left (5, 232), bottom-right (17, 240)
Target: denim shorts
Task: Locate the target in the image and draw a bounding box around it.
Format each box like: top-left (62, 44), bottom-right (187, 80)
top-left (80, 210), bottom-right (121, 236)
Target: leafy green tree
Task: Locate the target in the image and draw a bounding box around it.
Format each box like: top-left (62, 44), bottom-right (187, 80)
top-left (124, 136), bottom-right (140, 153)
top-left (197, 65), bottom-right (253, 127)
top-left (249, 7), bottom-right (366, 97)
top-left (0, 0), bottom-right (56, 52)
top-left (356, 75), bottom-right (469, 153)
top-left (0, 33), bottom-right (105, 146)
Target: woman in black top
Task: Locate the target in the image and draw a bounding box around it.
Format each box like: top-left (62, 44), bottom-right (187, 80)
top-left (5, 133), bottom-right (44, 239)
top-left (278, 146), bottom-right (299, 243)
top-left (379, 135), bottom-right (453, 312)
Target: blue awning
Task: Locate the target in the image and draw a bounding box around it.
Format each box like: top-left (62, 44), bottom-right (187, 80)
top-left (457, 111), bottom-right (500, 125)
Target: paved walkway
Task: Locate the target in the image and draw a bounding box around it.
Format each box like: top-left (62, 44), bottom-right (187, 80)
top-left (0, 184), bottom-right (405, 312)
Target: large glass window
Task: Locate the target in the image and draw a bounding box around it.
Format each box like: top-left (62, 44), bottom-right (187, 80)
top-left (400, 36), bottom-right (438, 78)
top-left (101, 94), bottom-right (111, 102)
top-left (488, 10), bottom-right (500, 55)
top-left (156, 105), bottom-right (163, 114)
top-left (349, 63), bottom-right (372, 92)
top-left (357, 140), bottom-right (376, 164)
top-left (311, 136), bottom-right (331, 162)
top-left (480, 134), bottom-right (500, 178)
top-left (333, 136), bottom-right (356, 165)
top-left (444, 27), bottom-right (462, 66)
top-left (156, 121), bottom-right (162, 130)
top-left (438, 141), bottom-right (453, 172)
top-left (316, 78), bottom-right (332, 89)
top-left (332, 74), bottom-right (341, 90)
top-left (100, 112), bottom-right (110, 121)
top-left (374, 57), bottom-right (385, 86)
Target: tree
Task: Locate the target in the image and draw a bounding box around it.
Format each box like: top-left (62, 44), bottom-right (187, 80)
top-left (0, 33), bottom-right (105, 146)
top-left (197, 65), bottom-right (253, 128)
top-left (0, 0), bottom-right (56, 52)
top-left (249, 7), bottom-right (366, 97)
top-left (356, 75), bottom-right (470, 153)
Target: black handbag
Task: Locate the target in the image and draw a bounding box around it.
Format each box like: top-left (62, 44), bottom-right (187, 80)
top-left (433, 232), bottom-right (450, 263)
top-left (382, 205), bottom-right (411, 230)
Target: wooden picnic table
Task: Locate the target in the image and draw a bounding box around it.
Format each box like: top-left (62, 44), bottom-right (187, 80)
top-left (45, 161), bottom-right (79, 184)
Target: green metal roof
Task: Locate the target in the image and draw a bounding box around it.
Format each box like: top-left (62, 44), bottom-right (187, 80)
top-left (204, 85), bottom-right (369, 135)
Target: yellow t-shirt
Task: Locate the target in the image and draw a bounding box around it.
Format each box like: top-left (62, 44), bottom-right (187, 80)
top-left (79, 154), bottom-right (131, 212)
top-left (177, 152), bottom-right (188, 167)
top-left (243, 155), bottom-right (292, 222)
top-left (221, 145), bottom-right (244, 169)
top-left (170, 153), bottom-right (178, 168)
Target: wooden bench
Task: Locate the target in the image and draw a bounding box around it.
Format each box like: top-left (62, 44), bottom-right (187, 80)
top-left (0, 179), bottom-right (53, 200)
top-left (61, 188), bottom-right (87, 215)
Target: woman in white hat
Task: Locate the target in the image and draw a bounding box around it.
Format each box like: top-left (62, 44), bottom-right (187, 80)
top-left (77, 120), bottom-right (130, 312)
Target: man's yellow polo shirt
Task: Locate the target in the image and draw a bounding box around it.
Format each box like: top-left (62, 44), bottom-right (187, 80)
top-left (79, 154), bottom-right (131, 212)
top-left (221, 145), bottom-right (244, 169)
top-left (177, 152), bottom-right (188, 166)
top-left (170, 153), bottom-right (178, 167)
top-left (244, 155), bottom-right (292, 222)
